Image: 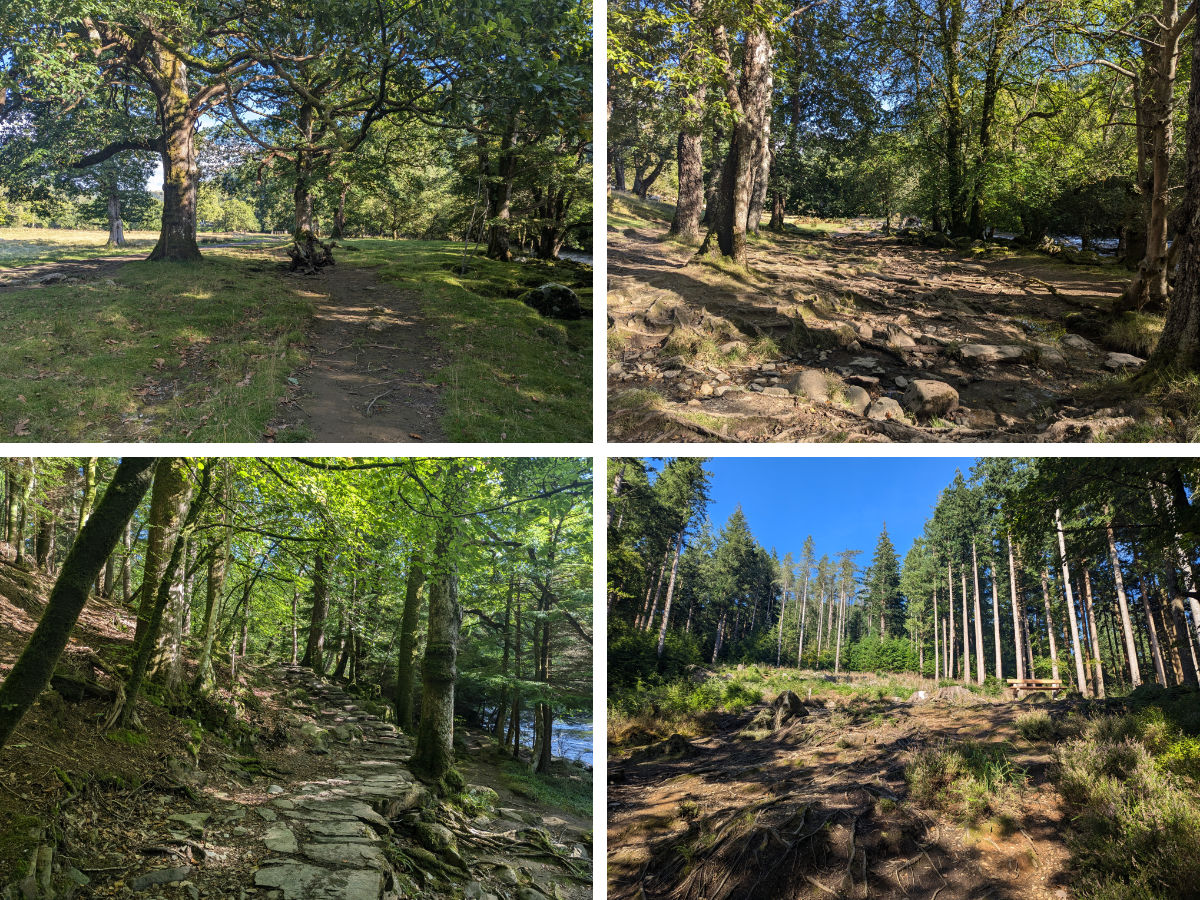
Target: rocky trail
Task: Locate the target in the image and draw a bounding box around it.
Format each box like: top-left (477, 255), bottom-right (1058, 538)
top-left (1, 654), bottom-right (589, 900)
top-left (273, 265), bottom-right (446, 442)
top-left (607, 687), bottom-right (1073, 900)
top-left (608, 219), bottom-right (1164, 442)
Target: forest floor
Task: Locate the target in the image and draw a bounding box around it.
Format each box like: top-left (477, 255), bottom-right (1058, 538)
top-left (607, 193), bottom-right (1182, 442)
top-left (608, 671), bottom-right (1073, 900)
top-left (0, 556), bottom-right (592, 899)
top-left (0, 231), bottom-right (592, 442)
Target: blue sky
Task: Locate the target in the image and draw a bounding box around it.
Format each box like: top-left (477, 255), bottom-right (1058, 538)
top-left (650, 457), bottom-right (979, 570)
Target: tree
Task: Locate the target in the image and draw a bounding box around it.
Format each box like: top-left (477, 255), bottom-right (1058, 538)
top-left (0, 458), bottom-right (155, 750)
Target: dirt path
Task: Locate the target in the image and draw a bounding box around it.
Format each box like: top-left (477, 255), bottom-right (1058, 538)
top-left (608, 693), bottom-right (1073, 900)
top-left (608, 220), bottom-right (1150, 442)
top-left (278, 265), bottom-right (447, 442)
top-left (0, 255), bottom-right (135, 292)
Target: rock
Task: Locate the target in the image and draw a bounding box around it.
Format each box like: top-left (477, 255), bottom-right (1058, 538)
top-left (302, 840), bottom-right (389, 869)
top-left (129, 866), bottom-right (194, 891)
top-left (699, 382), bottom-right (713, 396)
top-left (856, 323), bottom-right (874, 341)
top-left (902, 380), bottom-right (959, 419)
top-left (167, 813), bottom-right (210, 835)
top-left (959, 343), bottom-right (1024, 365)
top-left (886, 327), bottom-right (917, 349)
top-left (760, 362), bottom-right (776, 371)
top-left (718, 340), bottom-right (746, 355)
top-left (848, 356), bottom-right (882, 370)
top-left (761, 386), bottom-right (790, 397)
top-left (1105, 352), bottom-right (1145, 370)
top-left (866, 397), bottom-right (904, 421)
top-left (715, 372), bottom-right (730, 382)
top-left (264, 824), bottom-right (299, 854)
top-left (894, 375), bottom-right (908, 388)
top-left (36, 272), bottom-right (69, 285)
top-left (306, 820), bottom-right (381, 842)
top-left (268, 785), bottom-right (286, 795)
top-left (517, 283), bottom-right (582, 320)
top-left (788, 369), bottom-right (831, 402)
top-left (1062, 334), bottom-right (1094, 351)
top-left (254, 863), bottom-right (384, 900)
top-left (1036, 346), bottom-right (1066, 368)
top-left (842, 385), bottom-right (871, 415)
top-left (847, 374), bottom-right (879, 387)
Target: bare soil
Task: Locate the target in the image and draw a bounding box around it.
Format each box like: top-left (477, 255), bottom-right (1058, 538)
top-left (0, 256), bottom-right (134, 292)
top-left (608, 220), bottom-right (1155, 442)
top-left (608, 692), bottom-right (1074, 900)
top-left (273, 264), bottom-right (446, 442)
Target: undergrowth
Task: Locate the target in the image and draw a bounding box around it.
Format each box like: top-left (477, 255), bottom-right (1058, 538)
top-left (905, 739), bottom-right (1026, 822)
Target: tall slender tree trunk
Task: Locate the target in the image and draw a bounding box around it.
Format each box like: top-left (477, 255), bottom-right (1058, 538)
top-left (796, 572), bottom-right (809, 665)
top-left (1140, 574), bottom-right (1168, 684)
top-left (1009, 537), bottom-right (1025, 681)
top-left (961, 570), bottom-right (971, 682)
top-left (656, 533), bottom-right (684, 658)
top-left (948, 563), bottom-right (956, 679)
top-left (300, 549), bottom-right (329, 674)
top-left (932, 589), bottom-right (939, 679)
top-left (776, 589), bottom-right (789, 666)
top-left (972, 540), bottom-right (985, 683)
top-left (1039, 570), bottom-right (1061, 682)
top-left (1106, 518), bottom-right (1142, 685)
top-left (1082, 568), bottom-right (1106, 698)
top-left (1055, 509), bottom-right (1090, 695)
top-left (193, 484), bottom-right (230, 696)
top-left (990, 561), bottom-right (1002, 679)
top-left (394, 558), bottom-right (427, 731)
top-left (0, 459), bottom-right (155, 750)
top-left (133, 459), bottom-right (188, 659)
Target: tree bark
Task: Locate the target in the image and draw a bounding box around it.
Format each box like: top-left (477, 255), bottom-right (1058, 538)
top-left (106, 193), bottom-right (126, 248)
top-left (146, 47), bottom-right (202, 262)
top-left (0, 459), bottom-right (155, 750)
top-left (133, 459), bottom-right (188, 662)
top-left (1106, 517), bottom-right (1142, 686)
top-left (1056, 508), bottom-right (1090, 695)
top-left (193, 479), bottom-right (230, 696)
top-left (668, 0), bottom-right (706, 243)
top-left (394, 557), bottom-right (427, 732)
top-left (1082, 568), bottom-right (1106, 698)
top-left (300, 549), bottom-right (329, 674)
top-left (656, 532), bottom-right (684, 658)
top-left (972, 541), bottom-right (985, 683)
top-left (412, 488), bottom-right (463, 788)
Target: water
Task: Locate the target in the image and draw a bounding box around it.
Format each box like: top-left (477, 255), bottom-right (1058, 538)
top-left (557, 249), bottom-right (593, 265)
top-left (497, 711), bottom-right (593, 766)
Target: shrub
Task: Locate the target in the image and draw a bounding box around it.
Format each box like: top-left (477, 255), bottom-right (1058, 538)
top-left (906, 740), bottom-right (1024, 822)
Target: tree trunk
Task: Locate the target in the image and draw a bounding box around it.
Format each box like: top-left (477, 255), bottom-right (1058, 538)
top-left (961, 570), bottom-right (970, 682)
top-left (291, 588), bottom-right (298, 665)
top-left (698, 26), bottom-right (771, 265)
top-left (972, 540), bottom-right (985, 683)
top-left (1141, 574), bottom-right (1169, 684)
top-left (412, 498), bottom-right (462, 789)
top-left (1149, 8), bottom-right (1200, 365)
top-left (948, 563), bottom-right (956, 679)
top-left (1082, 568), bottom-right (1106, 698)
top-left (332, 183), bottom-right (349, 239)
top-left (193, 490), bottom-right (230, 696)
top-left (933, 588), bottom-right (939, 678)
top-left (146, 48), bottom-right (201, 262)
top-left (1038, 570), bottom-right (1061, 680)
top-left (106, 193), bottom-right (126, 248)
top-left (990, 561), bottom-right (1002, 679)
top-left (1056, 508), bottom-right (1091, 695)
top-left (796, 572), bottom-right (809, 664)
top-left (656, 533), bottom-right (684, 658)
top-left (493, 573), bottom-right (515, 743)
top-left (669, 0), bottom-right (706, 243)
top-left (1106, 518), bottom-right (1142, 686)
top-left (483, 127), bottom-right (517, 261)
top-left (745, 100), bottom-right (772, 235)
top-left (394, 558), bottom-right (426, 731)
top-left (300, 549), bottom-right (329, 674)
top-left (0, 459), bottom-right (155, 750)
top-left (133, 459), bottom-right (188, 657)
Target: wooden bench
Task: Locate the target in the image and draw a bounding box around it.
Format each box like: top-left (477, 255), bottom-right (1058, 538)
top-left (1007, 678), bottom-right (1065, 698)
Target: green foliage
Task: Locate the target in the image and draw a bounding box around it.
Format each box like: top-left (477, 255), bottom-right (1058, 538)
top-left (906, 740), bottom-right (1025, 821)
top-left (844, 636), bottom-right (918, 673)
top-left (607, 621), bottom-right (703, 688)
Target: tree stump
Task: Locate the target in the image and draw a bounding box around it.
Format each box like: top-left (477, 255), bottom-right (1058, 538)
top-left (287, 230), bottom-right (336, 274)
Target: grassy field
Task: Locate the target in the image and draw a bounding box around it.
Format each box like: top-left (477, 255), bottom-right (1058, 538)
top-left (0, 229), bottom-right (591, 441)
top-left (0, 227), bottom-right (281, 267)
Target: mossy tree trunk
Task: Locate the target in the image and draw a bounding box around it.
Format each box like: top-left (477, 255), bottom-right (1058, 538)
top-left (300, 548), bottom-right (329, 673)
top-left (394, 557), bottom-right (426, 732)
top-left (193, 471), bottom-right (230, 696)
top-left (132, 459), bottom-right (190, 679)
top-left (667, 0), bottom-right (706, 242)
top-left (145, 47), bottom-right (202, 263)
top-left (0, 458), bottom-right (155, 750)
top-left (412, 523), bottom-right (461, 787)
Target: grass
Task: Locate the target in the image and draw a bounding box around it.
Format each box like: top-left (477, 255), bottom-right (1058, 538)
top-left (0, 247), bottom-right (310, 441)
top-left (0, 227), bottom-right (280, 267)
top-left (1105, 311), bottom-right (1164, 357)
top-left (498, 757), bottom-right (591, 818)
top-left (607, 192), bottom-right (676, 230)
top-left (347, 239), bottom-right (591, 441)
top-left (906, 739), bottom-right (1026, 822)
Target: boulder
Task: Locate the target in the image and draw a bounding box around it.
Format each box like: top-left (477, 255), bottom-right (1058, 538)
top-left (842, 384), bottom-right (871, 415)
top-left (518, 283), bottom-right (582, 320)
top-left (788, 369), bottom-right (832, 402)
top-left (1105, 352), bottom-right (1145, 371)
top-left (959, 344), bottom-right (1024, 365)
top-left (886, 327), bottom-right (917, 349)
top-left (129, 866), bottom-right (194, 892)
top-left (866, 397), bottom-right (904, 421)
top-left (264, 824), bottom-right (299, 854)
top-left (902, 379), bottom-right (959, 419)
top-left (1061, 334), bottom-right (1094, 351)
